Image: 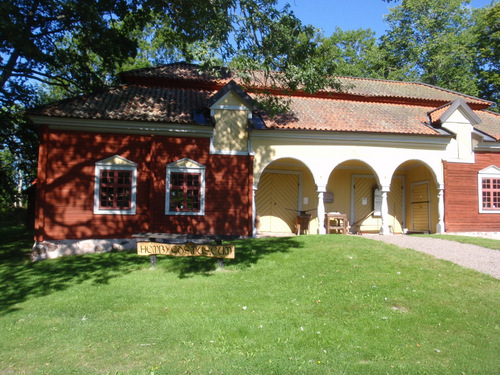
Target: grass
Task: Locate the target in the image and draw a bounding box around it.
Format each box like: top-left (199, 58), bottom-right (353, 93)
top-left (417, 234), bottom-right (500, 251)
top-left (0, 219), bottom-right (499, 374)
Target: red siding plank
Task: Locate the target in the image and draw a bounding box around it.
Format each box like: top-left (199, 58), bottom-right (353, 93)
top-left (37, 129), bottom-right (253, 240)
top-left (444, 153), bottom-right (500, 232)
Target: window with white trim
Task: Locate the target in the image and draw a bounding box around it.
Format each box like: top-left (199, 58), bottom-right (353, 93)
top-left (165, 158), bottom-right (205, 215)
top-left (478, 166), bottom-right (500, 213)
top-left (94, 156), bottom-right (137, 215)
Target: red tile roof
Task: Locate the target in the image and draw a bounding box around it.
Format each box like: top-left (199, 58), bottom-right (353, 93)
top-left (260, 96), bottom-right (440, 135)
top-left (29, 62), bottom-right (499, 139)
top-left (428, 103), bottom-right (452, 125)
top-left (121, 63), bottom-right (492, 107)
top-left (32, 85), bottom-right (216, 124)
top-left (476, 111), bottom-right (500, 141)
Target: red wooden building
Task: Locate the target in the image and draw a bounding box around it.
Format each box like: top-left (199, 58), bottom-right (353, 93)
top-left (28, 63), bottom-right (500, 259)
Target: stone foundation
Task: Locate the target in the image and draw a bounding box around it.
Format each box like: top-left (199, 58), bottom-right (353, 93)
top-left (31, 238), bottom-right (137, 261)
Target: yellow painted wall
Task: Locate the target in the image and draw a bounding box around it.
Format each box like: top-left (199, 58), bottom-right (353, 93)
top-left (388, 177), bottom-right (404, 233)
top-left (213, 110), bottom-right (248, 152)
top-left (212, 92), bottom-right (250, 153)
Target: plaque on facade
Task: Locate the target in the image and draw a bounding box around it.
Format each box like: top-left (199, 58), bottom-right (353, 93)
top-left (324, 192), bottom-right (334, 203)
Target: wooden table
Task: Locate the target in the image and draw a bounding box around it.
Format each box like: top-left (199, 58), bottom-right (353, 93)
top-left (325, 213), bottom-right (348, 234)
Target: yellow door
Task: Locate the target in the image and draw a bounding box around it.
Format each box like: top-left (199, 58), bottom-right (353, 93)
top-left (353, 177), bottom-right (379, 232)
top-left (411, 181), bottom-right (430, 232)
top-left (256, 173), bottom-right (299, 233)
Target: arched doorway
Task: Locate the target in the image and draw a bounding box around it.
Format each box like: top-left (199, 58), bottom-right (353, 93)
top-left (393, 160), bottom-right (440, 233)
top-left (324, 160), bottom-right (393, 234)
top-left (255, 158), bottom-right (314, 235)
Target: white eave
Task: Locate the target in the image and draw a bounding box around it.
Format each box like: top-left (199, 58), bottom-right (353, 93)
top-left (250, 129), bottom-right (452, 149)
top-left (29, 116), bottom-right (214, 138)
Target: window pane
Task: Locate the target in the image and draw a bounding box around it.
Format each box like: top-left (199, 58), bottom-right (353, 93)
top-left (482, 177), bottom-right (500, 210)
top-left (493, 192), bottom-right (500, 208)
top-left (483, 192), bottom-right (491, 208)
top-left (99, 170), bottom-right (132, 210)
top-left (169, 172), bottom-right (201, 212)
top-left (170, 189), bottom-right (185, 210)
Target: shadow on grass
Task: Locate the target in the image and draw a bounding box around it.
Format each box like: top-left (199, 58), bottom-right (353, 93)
top-left (0, 224), bottom-right (302, 315)
top-left (163, 237), bottom-right (302, 278)
top-left (0, 225), bottom-right (150, 316)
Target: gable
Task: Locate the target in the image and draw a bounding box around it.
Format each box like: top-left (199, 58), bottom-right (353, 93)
top-left (96, 155), bottom-right (136, 166)
top-left (210, 90), bottom-right (252, 111)
top-left (429, 98), bottom-right (481, 126)
top-left (479, 165), bottom-right (500, 175)
top-left (167, 158), bottom-right (205, 169)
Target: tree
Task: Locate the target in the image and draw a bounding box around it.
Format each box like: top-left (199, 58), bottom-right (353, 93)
top-left (474, 2), bottom-right (500, 110)
top-left (1, 0), bottom-right (341, 110)
top-left (317, 27), bottom-right (387, 79)
top-left (0, 0), bottom-right (340, 207)
top-left (379, 0), bottom-right (480, 97)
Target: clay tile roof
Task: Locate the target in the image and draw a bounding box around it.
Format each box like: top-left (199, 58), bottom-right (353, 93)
top-left (121, 63), bottom-right (491, 107)
top-left (475, 110), bottom-right (500, 141)
top-left (260, 95), bottom-right (440, 135)
top-left (31, 85), bottom-right (216, 124)
top-left (334, 77), bottom-right (490, 107)
top-left (28, 63), bottom-right (499, 139)
top-left (428, 103), bottom-right (452, 125)
top-left (120, 62), bottom-right (234, 87)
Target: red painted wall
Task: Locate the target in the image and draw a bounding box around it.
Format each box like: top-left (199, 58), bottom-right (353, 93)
top-left (444, 153), bottom-right (500, 232)
top-left (35, 128), bottom-right (253, 241)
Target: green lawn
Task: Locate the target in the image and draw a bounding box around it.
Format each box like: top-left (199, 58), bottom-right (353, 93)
top-left (1, 223), bottom-right (499, 374)
top-left (418, 234), bottom-right (500, 251)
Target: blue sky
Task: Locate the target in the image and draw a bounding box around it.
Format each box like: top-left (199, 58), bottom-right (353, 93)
top-left (277, 0), bottom-right (495, 37)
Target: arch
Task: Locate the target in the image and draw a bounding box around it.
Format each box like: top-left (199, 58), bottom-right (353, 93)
top-left (322, 159), bottom-right (384, 234)
top-left (253, 156), bottom-right (315, 188)
top-left (387, 158), bottom-right (443, 189)
top-left (392, 159), bottom-right (444, 233)
top-left (254, 157), bottom-right (315, 235)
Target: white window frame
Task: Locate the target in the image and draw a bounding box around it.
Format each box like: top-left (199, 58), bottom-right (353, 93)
top-left (478, 165), bottom-right (500, 214)
top-left (165, 158), bottom-right (206, 216)
top-left (94, 156), bottom-right (137, 215)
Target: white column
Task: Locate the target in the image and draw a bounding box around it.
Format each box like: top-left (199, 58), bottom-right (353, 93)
top-left (379, 187), bottom-right (391, 235)
top-left (252, 185), bottom-right (258, 237)
top-left (436, 185), bottom-right (445, 234)
top-left (317, 186), bottom-right (326, 234)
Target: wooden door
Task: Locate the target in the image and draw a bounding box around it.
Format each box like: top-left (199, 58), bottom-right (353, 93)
top-left (411, 181), bottom-right (430, 232)
top-left (256, 173), bottom-right (299, 233)
top-left (353, 177), bottom-right (376, 223)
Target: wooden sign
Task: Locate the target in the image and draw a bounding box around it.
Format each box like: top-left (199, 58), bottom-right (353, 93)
top-left (137, 241), bottom-right (235, 259)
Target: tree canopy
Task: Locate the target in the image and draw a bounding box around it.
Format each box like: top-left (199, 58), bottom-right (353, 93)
top-left (0, 0), bottom-right (340, 110)
top-left (380, 0), bottom-right (479, 95)
top-left (474, 2), bottom-right (500, 109)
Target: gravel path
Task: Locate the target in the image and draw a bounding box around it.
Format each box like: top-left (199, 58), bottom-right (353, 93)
top-left (363, 234), bottom-right (500, 280)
